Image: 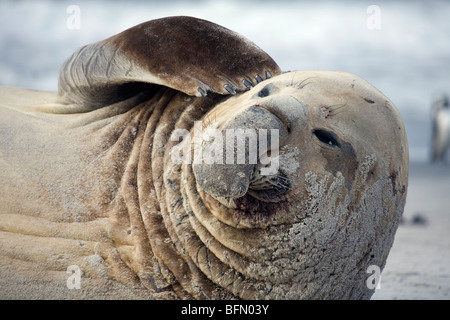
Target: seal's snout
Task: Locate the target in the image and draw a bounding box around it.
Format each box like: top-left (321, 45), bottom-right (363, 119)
top-left (193, 163), bottom-right (254, 199)
top-left (192, 104), bottom-right (287, 200)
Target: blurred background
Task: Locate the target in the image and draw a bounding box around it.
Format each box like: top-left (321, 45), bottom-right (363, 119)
top-left (1, 0), bottom-right (449, 299)
top-left (1, 0), bottom-right (450, 162)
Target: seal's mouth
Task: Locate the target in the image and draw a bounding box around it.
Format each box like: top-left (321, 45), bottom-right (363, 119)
top-left (233, 192), bottom-right (290, 220)
top-left (203, 169), bottom-right (292, 228)
top-left (248, 169), bottom-right (291, 202)
top-left (213, 169), bottom-right (291, 207)
top-left (207, 191), bottom-right (291, 229)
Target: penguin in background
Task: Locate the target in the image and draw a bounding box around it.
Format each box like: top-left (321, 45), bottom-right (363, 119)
top-left (431, 93), bottom-right (450, 163)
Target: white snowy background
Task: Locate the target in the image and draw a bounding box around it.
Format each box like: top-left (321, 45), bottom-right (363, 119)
top-left (1, 0), bottom-right (450, 162)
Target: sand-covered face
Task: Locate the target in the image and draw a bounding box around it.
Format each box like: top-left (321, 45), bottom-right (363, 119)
top-left (192, 70), bottom-right (408, 228)
top-left (183, 70), bottom-right (408, 299)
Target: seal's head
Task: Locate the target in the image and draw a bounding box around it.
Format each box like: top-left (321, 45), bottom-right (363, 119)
top-left (193, 70), bottom-right (408, 228)
top-left (187, 70), bottom-right (408, 299)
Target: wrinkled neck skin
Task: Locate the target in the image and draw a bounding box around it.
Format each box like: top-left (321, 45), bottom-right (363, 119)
top-left (98, 88), bottom-right (403, 300)
top-left (86, 88), bottom-right (231, 299)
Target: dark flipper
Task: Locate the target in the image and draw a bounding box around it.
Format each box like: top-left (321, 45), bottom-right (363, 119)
top-left (58, 16), bottom-right (281, 107)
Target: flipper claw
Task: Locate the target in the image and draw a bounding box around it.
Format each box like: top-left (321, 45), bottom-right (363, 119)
top-left (197, 87), bottom-right (208, 97)
top-left (224, 84), bottom-right (237, 95)
top-left (243, 79), bottom-right (254, 89)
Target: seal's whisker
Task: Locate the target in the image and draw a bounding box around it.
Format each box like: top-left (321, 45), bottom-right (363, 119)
top-left (288, 76), bottom-right (314, 90)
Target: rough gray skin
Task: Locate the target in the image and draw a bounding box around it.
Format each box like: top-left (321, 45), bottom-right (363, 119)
top-left (0, 16), bottom-right (408, 300)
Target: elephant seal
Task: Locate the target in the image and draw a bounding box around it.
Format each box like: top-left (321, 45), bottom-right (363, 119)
top-left (0, 16), bottom-right (408, 300)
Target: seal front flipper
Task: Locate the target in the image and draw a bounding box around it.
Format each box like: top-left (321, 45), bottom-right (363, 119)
top-left (58, 16), bottom-right (281, 107)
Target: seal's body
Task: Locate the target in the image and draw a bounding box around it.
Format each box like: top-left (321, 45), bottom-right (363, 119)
top-left (0, 16), bottom-right (408, 300)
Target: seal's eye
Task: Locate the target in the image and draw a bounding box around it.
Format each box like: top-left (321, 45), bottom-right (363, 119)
top-left (313, 129), bottom-right (340, 147)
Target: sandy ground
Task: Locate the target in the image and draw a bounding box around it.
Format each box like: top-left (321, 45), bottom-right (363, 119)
top-left (371, 162), bottom-right (450, 300)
